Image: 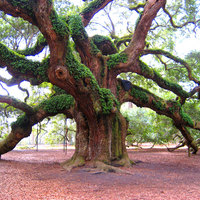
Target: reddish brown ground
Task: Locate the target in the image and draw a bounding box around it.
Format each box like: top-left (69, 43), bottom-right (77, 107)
top-left (0, 148), bottom-right (200, 200)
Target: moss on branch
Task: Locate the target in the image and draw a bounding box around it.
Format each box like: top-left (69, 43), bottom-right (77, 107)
top-left (107, 53), bottom-right (128, 70)
top-left (11, 114), bottom-right (30, 130)
top-left (8, 0), bottom-right (35, 17)
top-left (179, 108), bottom-right (194, 127)
top-left (81, 0), bottom-right (106, 15)
top-left (91, 35), bottom-right (117, 55)
top-left (68, 14), bottom-right (88, 41)
top-left (130, 86), bottom-right (149, 103)
top-left (99, 88), bottom-right (114, 114)
top-left (40, 94), bottom-right (74, 114)
top-left (139, 60), bottom-right (190, 98)
top-left (0, 42), bottom-right (49, 82)
top-left (16, 34), bottom-right (47, 56)
top-left (152, 99), bottom-right (166, 111)
top-left (50, 10), bottom-right (70, 37)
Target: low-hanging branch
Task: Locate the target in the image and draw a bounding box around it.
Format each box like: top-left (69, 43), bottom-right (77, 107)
top-left (0, 95), bottom-right (34, 115)
top-left (0, 76), bottom-right (24, 87)
top-left (0, 93), bottom-right (75, 155)
top-left (117, 78), bottom-right (199, 152)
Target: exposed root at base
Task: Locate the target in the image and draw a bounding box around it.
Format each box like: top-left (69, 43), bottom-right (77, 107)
top-left (61, 156), bottom-right (136, 174)
top-left (93, 161), bottom-right (134, 174)
top-left (61, 155), bottom-right (85, 172)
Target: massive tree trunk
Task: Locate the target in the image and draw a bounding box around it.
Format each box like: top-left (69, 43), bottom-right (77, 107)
top-left (62, 105), bottom-right (131, 171)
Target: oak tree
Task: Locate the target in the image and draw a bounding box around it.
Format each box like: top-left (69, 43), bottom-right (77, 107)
top-left (0, 0), bottom-right (200, 171)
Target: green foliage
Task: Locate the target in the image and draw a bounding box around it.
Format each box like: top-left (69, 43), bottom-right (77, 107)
top-left (179, 108), bottom-right (194, 127)
top-left (81, 0), bottom-right (105, 15)
top-left (122, 107), bottom-right (176, 145)
top-left (11, 114), bottom-right (30, 129)
top-left (152, 99), bottom-right (166, 111)
top-left (99, 88), bottom-right (113, 114)
top-left (107, 53), bottom-right (128, 70)
top-left (130, 86), bottom-right (149, 103)
top-left (40, 94), bottom-right (74, 114)
top-left (50, 10), bottom-right (70, 37)
top-left (68, 14), bottom-right (87, 40)
top-left (8, 0), bottom-right (34, 17)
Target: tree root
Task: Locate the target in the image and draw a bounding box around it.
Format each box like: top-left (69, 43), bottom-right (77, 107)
top-left (61, 155), bottom-right (85, 172)
top-left (93, 161), bottom-right (134, 174)
top-left (79, 161), bottom-right (134, 175)
top-left (61, 155), bottom-right (135, 174)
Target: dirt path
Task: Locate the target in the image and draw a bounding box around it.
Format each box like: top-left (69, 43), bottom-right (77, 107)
top-left (0, 148), bottom-right (200, 200)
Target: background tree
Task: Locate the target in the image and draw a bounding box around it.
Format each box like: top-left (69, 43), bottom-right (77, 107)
top-left (0, 0), bottom-right (200, 171)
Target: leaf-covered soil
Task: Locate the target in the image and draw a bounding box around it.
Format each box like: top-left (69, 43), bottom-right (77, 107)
top-left (0, 147), bottom-right (200, 199)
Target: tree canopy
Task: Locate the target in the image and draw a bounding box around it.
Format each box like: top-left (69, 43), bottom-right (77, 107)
top-left (0, 0), bottom-right (200, 170)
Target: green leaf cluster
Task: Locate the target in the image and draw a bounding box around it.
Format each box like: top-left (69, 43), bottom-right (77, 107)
top-left (81, 0), bottom-right (105, 15)
top-left (130, 86), bottom-right (149, 103)
top-left (50, 10), bottom-right (70, 37)
top-left (11, 114), bottom-right (30, 129)
top-left (8, 0), bottom-right (34, 17)
top-left (99, 88), bottom-right (114, 114)
top-left (107, 53), bottom-right (127, 70)
top-left (68, 14), bottom-right (88, 40)
top-left (40, 94), bottom-right (74, 114)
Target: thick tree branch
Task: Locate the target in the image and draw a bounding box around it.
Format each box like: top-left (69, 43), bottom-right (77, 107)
top-left (0, 0), bottom-right (38, 26)
top-left (67, 14), bottom-right (94, 67)
top-left (0, 76), bottom-right (23, 87)
top-left (80, 0), bottom-right (113, 27)
top-left (117, 78), bottom-right (199, 152)
top-left (16, 34), bottom-right (47, 56)
top-left (0, 94), bottom-right (75, 155)
top-left (0, 95), bottom-right (34, 114)
top-left (0, 42), bottom-right (50, 83)
top-left (124, 0), bottom-right (166, 63)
